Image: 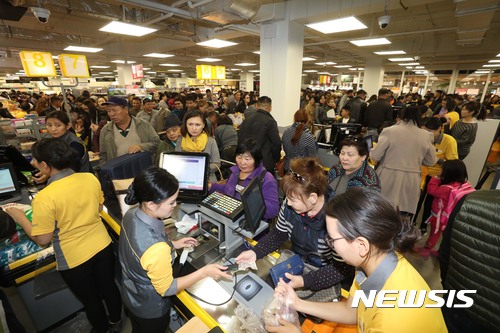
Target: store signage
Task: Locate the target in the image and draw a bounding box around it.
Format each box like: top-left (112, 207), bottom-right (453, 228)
top-left (319, 75), bottom-right (331, 85)
top-left (132, 64), bottom-right (144, 79)
top-left (19, 51), bottom-right (57, 77)
top-left (196, 65), bottom-right (225, 80)
top-left (58, 54), bottom-right (90, 78)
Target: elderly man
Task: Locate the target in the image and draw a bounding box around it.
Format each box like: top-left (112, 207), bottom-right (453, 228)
top-left (136, 98), bottom-right (159, 126)
top-left (99, 96), bottom-right (160, 163)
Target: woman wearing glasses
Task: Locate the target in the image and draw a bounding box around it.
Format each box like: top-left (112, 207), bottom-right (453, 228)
top-left (267, 188), bottom-right (447, 333)
top-left (236, 157), bottom-right (354, 294)
top-left (327, 136), bottom-right (380, 196)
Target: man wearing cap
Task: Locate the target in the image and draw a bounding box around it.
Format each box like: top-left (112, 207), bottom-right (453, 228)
top-left (362, 88), bottom-right (393, 141)
top-left (155, 114), bottom-right (181, 165)
top-left (136, 98), bottom-right (159, 127)
top-left (99, 96), bottom-right (160, 163)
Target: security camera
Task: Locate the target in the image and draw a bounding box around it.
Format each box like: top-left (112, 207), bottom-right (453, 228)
top-left (378, 15), bottom-right (391, 29)
top-left (30, 7), bottom-right (50, 24)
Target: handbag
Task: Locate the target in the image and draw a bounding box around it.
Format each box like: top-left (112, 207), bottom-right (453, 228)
top-left (269, 251), bottom-right (304, 286)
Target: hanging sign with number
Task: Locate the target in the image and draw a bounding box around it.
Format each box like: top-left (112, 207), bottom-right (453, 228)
top-left (19, 51), bottom-right (57, 77)
top-left (58, 54), bottom-right (90, 78)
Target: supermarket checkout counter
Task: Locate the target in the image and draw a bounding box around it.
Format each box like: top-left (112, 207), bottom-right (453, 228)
top-left (101, 192), bottom-right (276, 332)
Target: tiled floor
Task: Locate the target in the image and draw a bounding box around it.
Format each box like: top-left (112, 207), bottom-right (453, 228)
top-left (4, 173), bottom-right (494, 332)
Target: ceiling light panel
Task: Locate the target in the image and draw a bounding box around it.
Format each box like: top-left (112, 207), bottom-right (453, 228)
top-left (90, 65), bottom-right (110, 68)
top-left (143, 53), bottom-right (174, 58)
top-left (159, 63), bottom-right (181, 66)
top-left (374, 50), bottom-right (406, 55)
top-left (302, 57), bottom-right (316, 61)
top-left (64, 46), bottom-right (102, 53)
top-left (307, 16), bottom-right (367, 34)
top-left (350, 38), bottom-right (391, 46)
top-left (388, 57), bottom-right (414, 62)
top-left (235, 63), bottom-right (256, 66)
top-left (196, 39), bottom-right (237, 48)
top-left (334, 65), bottom-right (351, 68)
top-left (100, 21), bottom-right (157, 37)
top-left (196, 58), bottom-right (222, 62)
top-left (315, 62), bottom-right (336, 65)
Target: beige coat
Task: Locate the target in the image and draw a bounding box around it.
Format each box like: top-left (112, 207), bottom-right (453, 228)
top-left (370, 122), bottom-right (437, 214)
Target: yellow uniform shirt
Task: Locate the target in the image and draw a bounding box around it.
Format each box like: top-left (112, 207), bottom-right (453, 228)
top-left (350, 253), bottom-right (447, 333)
top-left (427, 133), bottom-right (458, 177)
top-left (31, 170), bottom-right (110, 270)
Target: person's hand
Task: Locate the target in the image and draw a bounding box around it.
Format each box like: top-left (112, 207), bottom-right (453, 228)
top-left (4, 207), bottom-right (26, 223)
top-left (172, 237), bottom-right (198, 249)
top-left (32, 171), bottom-right (48, 184)
top-left (90, 123), bottom-right (99, 132)
top-left (265, 318), bottom-right (301, 333)
top-left (208, 181), bottom-right (212, 190)
top-left (201, 264), bottom-right (232, 280)
top-left (128, 144), bottom-right (143, 154)
top-left (284, 273), bottom-right (304, 289)
top-left (235, 250), bottom-right (257, 264)
top-left (274, 278), bottom-right (299, 309)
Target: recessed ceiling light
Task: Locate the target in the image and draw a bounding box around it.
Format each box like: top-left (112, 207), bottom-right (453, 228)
top-left (235, 63), bottom-right (256, 66)
top-left (398, 62), bottom-right (420, 66)
top-left (111, 60), bottom-right (136, 64)
top-left (196, 58), bottom-right (222, 62)
top-left (497, 53), bottom-right (500, 57)
top-left (488, 59), bottom-right (500, 63)
top-left (406, 66), bottom-right (413, 69)
top-left (253, 51), bottom-right (260, 54)
top-left (334, 65), bottom-right (351, 68)
top-left (303, 70), bottom-right (318, 72)
top-left (303, 57), bottom-right (316, 61)
top-left (142, 67), bottom-right (151, 70)
top-left (99, 21), bottom-right (157, 37)
top-left (307, 16), bottom-right (367, 34)
top-left (159, 63), bottom-right (181, 66)
top-left (350, 38), bottom-right (391, 46)
top-left (229, 68), bottom-right (242, 71)
top-left (143, 53), bottom-right (174, 58)
top-left (315, 62), bottom-right (336, 65)
top-left (388, 57), bottom-right (414, 62)
top-left (415, 66), bottom-right (425, 69)
top-left (374, 50), bottom-right (406, 55)
top-left (475, 70), bottom-right (489, 73)
top-left (64, 46), bottom-right (103, 53)
top-left (90, 65), bottom-right (110, 69)
top-left (483, 64), bottom-right (500, 67)
top-left (168, 69), bottom-right (183, 72)
top-left (99, 72), bottom-right (113, 74)
top-left (196, 39), bottom-right (237, 48)
top-left (248, 70), bottom-right (260, 73)
top-left (146, 71), bottom-right (156, 74)
top-left (318, 72), bottom-right (331, 74)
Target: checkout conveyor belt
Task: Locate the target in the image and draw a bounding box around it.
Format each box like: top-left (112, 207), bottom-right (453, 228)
top-left (0, 246), bottom-right (55, 287)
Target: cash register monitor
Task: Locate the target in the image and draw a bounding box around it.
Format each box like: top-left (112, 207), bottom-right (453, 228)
top-left (0, 163), bottom-right (22, 204)
top-left (0, 145), bottom-right (35, 185)
top-left (240, 176), bottom-right (265, 233)
top-left (159, 152), bottom-right (209, 202)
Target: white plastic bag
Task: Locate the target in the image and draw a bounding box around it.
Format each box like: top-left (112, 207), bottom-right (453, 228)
top-left (261, 293), bottom-right (299, 327)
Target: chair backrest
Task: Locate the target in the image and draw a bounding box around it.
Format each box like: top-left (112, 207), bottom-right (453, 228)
top-left (439, 190), bottom-right (500, 332)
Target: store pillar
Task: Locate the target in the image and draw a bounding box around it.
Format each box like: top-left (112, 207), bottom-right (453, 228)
top-left (239, 72), bottom-right (254, 92)
top-left (363, 58), bottom-right (385, 97)
top-left (117, 64), bottom-right (133, 86)
top-left (259, 9), bottom-right (304, 127)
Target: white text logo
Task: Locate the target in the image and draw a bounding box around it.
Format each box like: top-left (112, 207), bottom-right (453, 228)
top-left (351, 290), bottom-right (476, 308)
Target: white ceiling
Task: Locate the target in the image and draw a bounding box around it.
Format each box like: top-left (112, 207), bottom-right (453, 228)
top-left (1, 0), bottom-right (500, 84)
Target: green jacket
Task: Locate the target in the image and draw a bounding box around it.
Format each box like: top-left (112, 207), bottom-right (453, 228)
top-left (99, 117), bottom-right (160, 163)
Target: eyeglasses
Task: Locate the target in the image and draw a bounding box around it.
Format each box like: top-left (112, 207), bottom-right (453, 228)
top-left (289, 169), bottom-right (308, 183)
top-left (325, 234), bottom-right (345, 248)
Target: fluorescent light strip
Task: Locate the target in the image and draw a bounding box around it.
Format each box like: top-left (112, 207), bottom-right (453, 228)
top-left (196, 58), bottom-right (221, 62)
top-left (350, 38), bottom-right (391, 46)
top-left (306, 16), bottom-right (367, 34)
top-left (143, 53), bottom-right (174, 58)
top-left (315, 62), bottom-right (336, 65)
top-left (302, 57), bottom-right (316, 61)
top-left (229, 68), bottom-right (242, 71)
top-left (90, 65), bottom-right (110, 69)
top-left (488, 60), bottom-right (500, 63)
top-left (159, 63), bottom-right (181, 66)
top-left (303, 70), bottom-right (318, 72)
top-left (388, 57), bottom-right (414, 62)
top-left (168, 69), bottom-right (183, 72)
top-left (334, 65), bottom-right (351, 68)
top-left (483, 64), bottom-right (500, 67)
top-left (253, 51), bottom-right (260, 54)
top-left (415, 66), bottom-right (425, 69)
top-left (111, 60), bottom-right (136, 64)
top-left (374, 50), bottom-right (406, 55)
top-left (248, 70), bottom-right (260, 73)
top-left (196, 39), bottom-right (237, 48)
top-left (99, 21), bottom-right (157, 37)
top-left (235, 63), bottom-right (256, 66)
top-left (64, 46), bottom-right (102, 53)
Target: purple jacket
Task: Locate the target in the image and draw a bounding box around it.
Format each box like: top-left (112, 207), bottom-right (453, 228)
top-left (210, 163), bottom-right (280, 220)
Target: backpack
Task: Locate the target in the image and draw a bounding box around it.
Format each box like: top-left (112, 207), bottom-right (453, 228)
top-left (437, 182), bottom-right (475, 231)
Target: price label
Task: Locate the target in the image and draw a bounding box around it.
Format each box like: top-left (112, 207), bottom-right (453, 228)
top-left (19, 51), bottom-right (57, 77)
top-left (58, 54), bottom-right (90, 78)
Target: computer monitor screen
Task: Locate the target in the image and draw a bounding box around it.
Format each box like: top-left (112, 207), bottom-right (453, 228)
top-left (159, 152), bottom-right (209, 202)
top-left (0, 162), bottom-right (22, 203)
top-left (240, 176), bottom-right (265, 233)
top-left (0, 145), bottom-right (35, 185)
top-left (329, 123), bottom-right (363, 155)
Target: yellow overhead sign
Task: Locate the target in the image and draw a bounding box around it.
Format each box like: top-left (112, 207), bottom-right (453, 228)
top-left (19, 51), bottom-right (57, 77)
top-left (196, 65), bottom-right (225, 80)
top-left (58, 54), bottom-right (90, 78)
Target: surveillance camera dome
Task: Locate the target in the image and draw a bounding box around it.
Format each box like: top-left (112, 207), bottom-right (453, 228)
top-left (378, 15), bottom-right (391, 29)
top-left (30, 7), bottom-right (50, 24)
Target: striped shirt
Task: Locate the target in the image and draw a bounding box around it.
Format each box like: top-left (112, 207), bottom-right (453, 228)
top-left (282, 123), bottom-right (318, 171)
top-left (450, 120), bottom-right (478, 159)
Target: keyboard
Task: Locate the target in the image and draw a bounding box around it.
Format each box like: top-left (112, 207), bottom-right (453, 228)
top-left (200, 191), bottom-right (244, 221)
